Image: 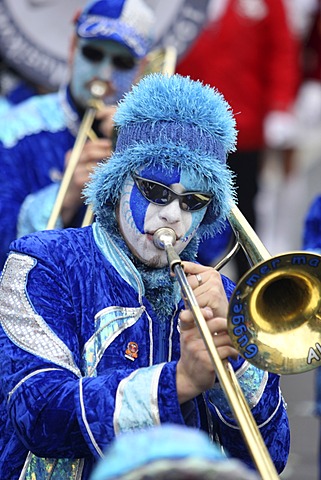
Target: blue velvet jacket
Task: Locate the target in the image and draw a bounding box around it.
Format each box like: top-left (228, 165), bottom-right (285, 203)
top-left (0, 86), bottom-right (80, 270)
top-left (0, 223), bottom-right (290, 479)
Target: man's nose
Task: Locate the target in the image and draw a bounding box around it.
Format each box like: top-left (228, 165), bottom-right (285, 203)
top-left (98, 59), bottom-right (113, 81)
top-left (158, 199), bottom-right (183, 224)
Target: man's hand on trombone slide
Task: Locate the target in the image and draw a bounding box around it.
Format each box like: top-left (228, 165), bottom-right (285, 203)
top-left (176, 261), bottom-right (238, 404)
top-left (60, 105), bottom-right (117, 226)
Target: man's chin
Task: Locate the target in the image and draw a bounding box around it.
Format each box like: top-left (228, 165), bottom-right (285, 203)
top-left (135, 251), bottom-right (168, 269)
top-left (146, 258), bottom-right (168, 269)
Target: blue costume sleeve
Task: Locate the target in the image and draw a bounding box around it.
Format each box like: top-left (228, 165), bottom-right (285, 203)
top-left (17, 183), bottom-right (63, 236)
top-left (207, 360), bottom-right (289, 472)
top-left (0, 93), bottom-right (75, 270)
top-left (302, 196), bottom-right (321, 425)
top-left (0, 143), bottom-right (30, 268)
top-left (303, 195), bottom-right (321, 252)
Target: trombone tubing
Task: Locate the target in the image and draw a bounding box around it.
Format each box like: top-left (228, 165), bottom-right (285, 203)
top-left (166, 246), bottom-right (279, 479)
top-left (228, 203), bottom-right (270, 265)
top-left (46, 105), bottom-right (97, 230)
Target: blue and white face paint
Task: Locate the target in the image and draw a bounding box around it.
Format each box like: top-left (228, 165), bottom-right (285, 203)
top-left (117, 166), bottom-right (210, 268)
top-left (70, 38), bottom-right (140, 109)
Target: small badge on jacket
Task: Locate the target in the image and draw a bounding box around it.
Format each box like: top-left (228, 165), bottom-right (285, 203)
top-left (125, 341), bottom-right (139, 361)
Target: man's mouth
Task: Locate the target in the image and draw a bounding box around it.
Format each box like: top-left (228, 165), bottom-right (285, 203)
top-left (86, 80), bottom-right (115, 99)
top-left (147, 231), bottom-right (181, 243)
top-left (146, 233), bottom-right (153, 242)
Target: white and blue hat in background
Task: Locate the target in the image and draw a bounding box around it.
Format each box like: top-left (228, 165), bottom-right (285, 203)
top-left (74, 0), bottom-right (155, 58)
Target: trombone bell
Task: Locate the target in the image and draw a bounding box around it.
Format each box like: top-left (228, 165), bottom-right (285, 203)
top-left (224, 203), bottom-right (321, 375)
top-left (228, 250), bottom-right (321, 374)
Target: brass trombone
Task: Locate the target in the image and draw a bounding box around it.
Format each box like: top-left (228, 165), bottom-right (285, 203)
top-left (226, 203), bottom-right (321, 375)
top-left (153, 203), bottom-right (321, 480)
top-left (46, 81), bottom-right (107, 230)
top-left (136, 45), bottom-right (177, 80)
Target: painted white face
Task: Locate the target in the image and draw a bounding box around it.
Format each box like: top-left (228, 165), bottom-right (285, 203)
top-left (117, 166), bottom-right (212, 268)
top-left (70, 38), bottom-right (140, 108)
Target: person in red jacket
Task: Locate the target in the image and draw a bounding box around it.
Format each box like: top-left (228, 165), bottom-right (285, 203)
top-left (177, 0), bottom-right (301, 278)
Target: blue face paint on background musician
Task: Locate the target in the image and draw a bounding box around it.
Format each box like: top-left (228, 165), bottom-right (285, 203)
top-left (70, 38), bottom-right (140, 108)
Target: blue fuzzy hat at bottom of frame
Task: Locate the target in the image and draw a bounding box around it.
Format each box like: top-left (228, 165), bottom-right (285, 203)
top-left (89, 425), bottom-right (259, 480)
top-left (84, 73), bottom-right (238, 241)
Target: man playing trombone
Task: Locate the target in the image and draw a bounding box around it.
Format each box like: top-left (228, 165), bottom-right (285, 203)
top-left (0, 0), bottom-right (155, 269)
top-left (0, 73), bottom-right (290, 479)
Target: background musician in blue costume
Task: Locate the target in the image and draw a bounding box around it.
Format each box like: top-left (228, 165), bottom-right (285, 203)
top-left (0, 73), bottom-right (290, 479)
top-left (0, 0), bottom-right (155, 270)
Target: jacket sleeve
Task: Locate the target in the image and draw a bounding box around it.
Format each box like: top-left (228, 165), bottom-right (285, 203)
top-left (17, 183), bottom-right (63, 237)
top-left (0, 143), bottom-right (29, 269)
top-left (303, 195), bottom-right (321, 252)
top-left (0, 137), bottom-right (63, 269)
top-left (0, 96), bottom-right (72, 270)
top-left (206, 359), bottom-right (289, 473)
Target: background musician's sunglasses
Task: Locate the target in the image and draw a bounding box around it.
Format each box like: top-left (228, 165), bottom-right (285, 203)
top-left (81, 45), bottom-right (137, 70)
top-left (132, 174), bottom-right (213, 212)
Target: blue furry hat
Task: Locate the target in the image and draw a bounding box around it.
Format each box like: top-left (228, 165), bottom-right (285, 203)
top-left (85, 73), bottom-right (237, 240)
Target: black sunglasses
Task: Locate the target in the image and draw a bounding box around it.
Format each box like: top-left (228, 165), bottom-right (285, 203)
top-left (81, 45), bottom-right (137, 70)
top-left (132, 173), bottom-right (213, 212)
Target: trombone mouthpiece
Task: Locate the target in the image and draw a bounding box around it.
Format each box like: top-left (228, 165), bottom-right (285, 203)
top-left (153, 228), bottom-right (176, 250)
top-left (90, 80), bottom-right (108, 99)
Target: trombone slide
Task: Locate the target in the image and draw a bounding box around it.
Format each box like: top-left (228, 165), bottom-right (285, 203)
top-left (46, 106), bottom-right (97, 230)
top-left (46, 82), bottom-right (106, 231)
top-left (153, 228), bottom-right (279, 479)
